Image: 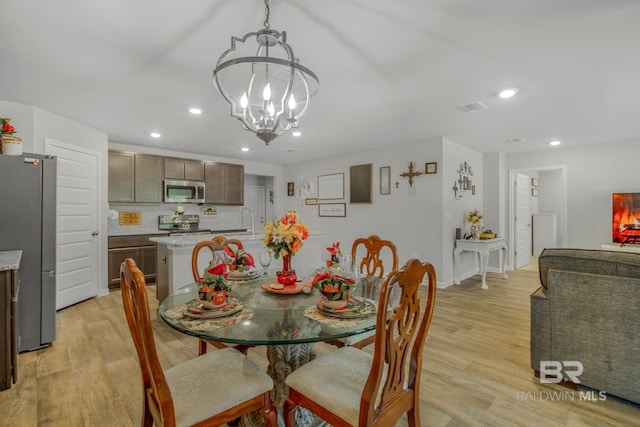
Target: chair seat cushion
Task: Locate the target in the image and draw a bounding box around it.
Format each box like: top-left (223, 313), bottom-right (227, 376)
top-left (165, 348), bottom-right (273, 427)
top-left (285, 346), bottom-right (373, 426)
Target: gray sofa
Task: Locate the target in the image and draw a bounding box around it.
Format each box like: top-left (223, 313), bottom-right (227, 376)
top-left (530, 248), bottom-right (640, 403)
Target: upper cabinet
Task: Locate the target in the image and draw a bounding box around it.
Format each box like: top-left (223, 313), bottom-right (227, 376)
top-left (109, 151), bottom-right (243, 205)
top-left (108, 152), bottom-right (135, 202)
top-left (135, 154), bottom-right (163, 203)
top-left (108, 151), bottom-right (163, 203)
top-left (164, 158), bottom-right (204, 181)
top-left (204, 163), bottom-right (244, 205)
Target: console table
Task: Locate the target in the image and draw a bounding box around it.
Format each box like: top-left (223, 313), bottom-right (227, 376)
top-left (453, 238), bottom-right (508, 289)
top-left (601, 243), bottom-right (640, 254)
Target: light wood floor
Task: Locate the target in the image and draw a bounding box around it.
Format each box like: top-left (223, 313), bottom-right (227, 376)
top-left (1, 269), bottom-right (639, 426)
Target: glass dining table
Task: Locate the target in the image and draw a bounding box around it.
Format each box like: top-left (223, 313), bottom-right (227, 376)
top-left (158, 270), bottom-right (387, 420)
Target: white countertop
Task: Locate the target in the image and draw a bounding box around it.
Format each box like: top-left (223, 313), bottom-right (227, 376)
top-left (150, 231), bottom-right (329, 248)
top-left (0, 250), bottom-right (22, 271)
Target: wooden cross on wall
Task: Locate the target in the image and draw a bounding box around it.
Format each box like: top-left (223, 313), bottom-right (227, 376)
top-left (400, 162), bottom-right (423, 187)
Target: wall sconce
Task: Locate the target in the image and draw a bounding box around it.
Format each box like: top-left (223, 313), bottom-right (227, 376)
top-left (453, 161), bottom-right (473, 199)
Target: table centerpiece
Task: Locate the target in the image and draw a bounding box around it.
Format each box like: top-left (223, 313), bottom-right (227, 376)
top-left (199, 262), bottom-right (230, 307)
top-left (263, 209), bottom-right (309, 285)
top-left (224, 241), bottom-right (255, 276)
top-left (312, 268), bottom-right (356, 309)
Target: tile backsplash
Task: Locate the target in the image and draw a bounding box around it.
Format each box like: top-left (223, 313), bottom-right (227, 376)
top-left (108, 204), bottom-right (248, 235)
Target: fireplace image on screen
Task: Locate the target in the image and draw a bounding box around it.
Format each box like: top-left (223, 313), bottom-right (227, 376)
top-left (612, 193), bottom-right (640, 244)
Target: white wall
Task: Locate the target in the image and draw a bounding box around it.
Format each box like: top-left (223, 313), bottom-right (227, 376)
top-left (505, 139), bottom-right (640, 249)
top-left (538, 169), bottom-right (565, 247)
top-left (1, 100), bottom-right (110, 296)
top-left (281, 137), bottom-right (485, 287)
top-left (442, 139), bottom-right (485, 283)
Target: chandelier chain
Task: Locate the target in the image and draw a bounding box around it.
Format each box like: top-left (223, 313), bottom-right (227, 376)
top-left (263, 0), bottom-right (271, 28)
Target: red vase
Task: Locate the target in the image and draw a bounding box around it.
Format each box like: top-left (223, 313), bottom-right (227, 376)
top-left (277, 254), bottom-right (297, 285)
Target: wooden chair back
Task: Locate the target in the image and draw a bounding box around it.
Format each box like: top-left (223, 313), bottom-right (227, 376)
top-left (191, 236), bottom-right (251, 355)
top-left (120, 258), bottom-right (175, 424)
top-left (361, 258), bottom-right (437, 426)
top-left (351, 235), bottom-right (398, 278)
top-left (191, 236), bottom-right (243, 283)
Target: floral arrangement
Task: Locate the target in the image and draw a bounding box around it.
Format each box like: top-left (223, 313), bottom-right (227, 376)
top-left (200, 262), bottom-right (229, 291)
top-left (262, 209), bottom-right (309, 259)
top-left (466, 209), bottom-right (483, 224)
top-left (1, 118), bottom-right (16, 136)
top-left (326, 241), bottom-right (341, 267)
top-left (224, 242), bottom-right (255, 272)
top-left (312, 269), bottom-right (356, 293)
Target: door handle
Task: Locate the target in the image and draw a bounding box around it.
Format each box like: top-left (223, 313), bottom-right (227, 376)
top-left (91, 231), bottom-right (99, 236)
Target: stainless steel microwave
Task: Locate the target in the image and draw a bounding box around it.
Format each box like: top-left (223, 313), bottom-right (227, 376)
top-left (163, 180), bottom-right (205, 203)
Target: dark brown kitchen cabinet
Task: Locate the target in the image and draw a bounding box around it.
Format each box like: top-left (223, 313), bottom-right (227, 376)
top-left (164, 157), bottom-right (204, 181)
top-left (108, 236), bottom-right (158, 290)
top-left (1, 267), bottom-right (18, 391)
top-left (108, 151), bottom-right (135, 202)
top-left (204, 162), bottom-right (244, 205)
top-left (108, 151), bottom-right (163, 203)
top-left (134, 154), bottom-right (164, 203)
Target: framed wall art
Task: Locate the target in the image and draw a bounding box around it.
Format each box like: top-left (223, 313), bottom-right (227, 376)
top-left (305, 198), bottom-right (318, 205)
top-left (531, 177), bottom-right (539, 187)
top-left (318, 203), bottom-right (346, 217)
top-left (532, 188), bottom-right (539, 197)
top-left (287, 182), bottom-right (295, 197)
top-left (380, 166), bottom-right (391, 195)
top-left (350, 163), bottom-right (372, 203)
top-left (318, 173), bottom-right (344, 200)
top-left (426, 162), bottom-right (437, 174)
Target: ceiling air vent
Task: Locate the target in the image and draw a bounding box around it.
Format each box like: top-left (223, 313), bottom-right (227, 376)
top-left (507, 137), bottom-right (527, 144)
top-left (458, 101), bottom-right (487, 112)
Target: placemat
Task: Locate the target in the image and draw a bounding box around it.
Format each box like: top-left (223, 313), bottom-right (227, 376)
top-left (304, 298), bottom-right (378, 328)
top-left (164, 304), bottom-right (255, 332)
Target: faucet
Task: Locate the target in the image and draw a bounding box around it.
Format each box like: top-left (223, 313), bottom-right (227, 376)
top-left (240, 207), bottom-right (255, 237)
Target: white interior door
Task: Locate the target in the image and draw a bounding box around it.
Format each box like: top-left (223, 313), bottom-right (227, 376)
top-left (47, 140), bottom-right (99, 309)
top-left (244, 185), bottom-right (266, 231)
top-left (515, 173), bottom-right (532, 269)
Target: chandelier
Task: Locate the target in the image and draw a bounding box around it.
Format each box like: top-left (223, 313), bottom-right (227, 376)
top-left (212, 0), bottom-right (319, 145)
top-left (453, 161), bottom-right (473, 199)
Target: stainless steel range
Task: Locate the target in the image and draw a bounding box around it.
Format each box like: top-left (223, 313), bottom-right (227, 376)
top-left (158, 215), bottom-right (211, 235)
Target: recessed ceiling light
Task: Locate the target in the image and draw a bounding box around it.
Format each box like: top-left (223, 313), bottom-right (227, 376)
top-left (150, 132), bottom-right (162, 138)
top-left (549, 140), bottom-right (561, 146)
top-left (499, 88), bottom-right (518, 99)
top-left (189, 107), bottom-right (203, 115)
top-left (241, 147), bottom-right (249, 152)
top-left (292, 131), bottom-right (302, 137)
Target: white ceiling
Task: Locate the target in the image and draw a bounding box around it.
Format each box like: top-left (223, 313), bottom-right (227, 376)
top-left (2, 0), bottom-right (639, 165)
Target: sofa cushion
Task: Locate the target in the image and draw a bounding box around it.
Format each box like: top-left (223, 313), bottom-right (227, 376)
top-left (538, 248), bottom-right (640, 290)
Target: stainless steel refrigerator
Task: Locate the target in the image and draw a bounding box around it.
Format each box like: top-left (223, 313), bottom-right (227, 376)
top-left (0, 153), bottom-right (57, 352)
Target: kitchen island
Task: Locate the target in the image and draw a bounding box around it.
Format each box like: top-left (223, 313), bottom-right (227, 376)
top-left (151, 232), bottom-right (329, 301)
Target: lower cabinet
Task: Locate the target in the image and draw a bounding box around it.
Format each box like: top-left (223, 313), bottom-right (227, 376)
top-left (1, 267), bottom-right (18, 391)
top-left (108, 236), bottom-right (158, 289)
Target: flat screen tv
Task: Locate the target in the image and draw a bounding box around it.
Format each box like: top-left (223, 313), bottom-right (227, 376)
top-left (612, 193), bottom-right (640, 244)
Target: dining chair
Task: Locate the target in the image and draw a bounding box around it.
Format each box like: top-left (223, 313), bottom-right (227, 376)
top-left (326, 235), bottom-right (399, 349)
top-left (191, 236), bottom-right (253, 355)
top-left (284, 258), bottom-right (436, 427)
top-left (120, 258), bottom-right (277, 427)
top-left (351, 235), bottom-right (398, 280)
